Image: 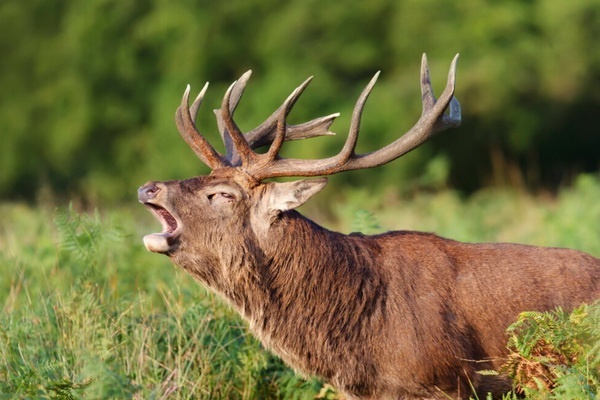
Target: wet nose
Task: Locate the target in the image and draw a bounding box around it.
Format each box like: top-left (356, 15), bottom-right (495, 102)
top-left (138, 182), bottom-right (163, 202)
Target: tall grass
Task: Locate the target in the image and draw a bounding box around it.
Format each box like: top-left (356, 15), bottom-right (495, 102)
top-left (0, 205), bottom-right (325, 399)
top-left (1, 174), bottom-right (599, 398)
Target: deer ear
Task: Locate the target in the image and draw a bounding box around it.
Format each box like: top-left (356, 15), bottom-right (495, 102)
top-left (267, 178), bottom-right (328, 212)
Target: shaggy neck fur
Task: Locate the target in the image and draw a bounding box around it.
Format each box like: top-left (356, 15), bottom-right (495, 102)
top-left (222, 210), bottom-right (387, 396)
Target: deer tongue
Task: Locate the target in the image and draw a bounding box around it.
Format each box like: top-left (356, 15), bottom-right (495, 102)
top-left (143, 233), bottom-right (173, 253)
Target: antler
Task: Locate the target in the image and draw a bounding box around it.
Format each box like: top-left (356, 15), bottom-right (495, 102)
top-left (175, 54), bottom-right (461, 181)
top-left (212, 71), bottom-right (339, 165)
top-left (176, 70), bottom-right (339, 168)
top-left (175, 83), bottom-right (229, 169)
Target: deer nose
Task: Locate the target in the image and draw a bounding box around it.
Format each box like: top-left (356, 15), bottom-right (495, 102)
top-left (138, 182), bottom-right (163, 203)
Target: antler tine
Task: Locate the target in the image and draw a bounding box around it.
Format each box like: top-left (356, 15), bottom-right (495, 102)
top-left (248, 113), bottom-right (339, 149)
top-left (214, 71), bottom-right (252, 161)
top-left (264, 85), bottom-right (304, 162)
top-left (442, 55), bottom-right (461, 129)
top-left (189, 82), bottom-right (207, 123)
top-left (420, 53), bottom-right (436, 111)
top-left (175, 84), bottom-right (228, 169)
top-left (247, 54), bottom-right (461, 180)
top-left (337, 71), bottom-right (380, 163)
top-left (221, 81), bottom-right (256, 166)
top-left (245, 76), bottom-right (312, 142)
top-left (228, 70), bottom-right (253, 114)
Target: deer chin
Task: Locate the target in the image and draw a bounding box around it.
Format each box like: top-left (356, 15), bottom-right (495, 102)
top-left (143, 203), bottom-right (181, 253)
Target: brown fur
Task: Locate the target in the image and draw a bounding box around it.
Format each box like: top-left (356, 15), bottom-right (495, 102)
top-left (139, 169), bottom-right (600, 399)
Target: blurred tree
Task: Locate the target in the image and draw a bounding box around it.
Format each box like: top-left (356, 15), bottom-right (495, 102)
top-left (1, 0), bottom-right (599, 202)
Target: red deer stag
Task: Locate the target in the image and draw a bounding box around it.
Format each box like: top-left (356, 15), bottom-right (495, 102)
top-left (138, 54), bottom-right (600, 399)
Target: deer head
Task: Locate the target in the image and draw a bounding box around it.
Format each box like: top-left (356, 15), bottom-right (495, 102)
top-left (138, 54), bottom-right (459, 292)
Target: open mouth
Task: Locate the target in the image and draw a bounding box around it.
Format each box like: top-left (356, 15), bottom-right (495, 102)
top-left (142, 203), bottom-right (181, 253)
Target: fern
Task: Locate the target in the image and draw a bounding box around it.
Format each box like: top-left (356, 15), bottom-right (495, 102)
top-left (502, 302), bottom-right (600, 399)
top-left (46, 378), bottom-right (94, 400)
top-left (351, 209), bottom-right (383, 234)
top-left (54, 204), bottom-right (123, 267)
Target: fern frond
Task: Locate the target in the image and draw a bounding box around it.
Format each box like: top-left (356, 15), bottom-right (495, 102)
top-left (502, 302), bottom-right (600, 399)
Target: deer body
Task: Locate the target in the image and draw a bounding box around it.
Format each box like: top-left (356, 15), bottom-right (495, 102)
top-left (139, 56), bottom-right (600, 399)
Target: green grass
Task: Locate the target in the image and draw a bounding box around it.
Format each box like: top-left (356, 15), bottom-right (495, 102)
top-left (1, 174), bottom-right (599, 399)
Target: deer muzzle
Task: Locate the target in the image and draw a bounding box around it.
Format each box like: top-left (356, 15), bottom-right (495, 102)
top-left (138, 182), bottom-right (181, 254)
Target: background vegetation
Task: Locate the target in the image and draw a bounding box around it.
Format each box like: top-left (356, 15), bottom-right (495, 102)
top-left (2, 1), bottom-right (600, 398)
top-left (1, 0), bottom-right (599, 202)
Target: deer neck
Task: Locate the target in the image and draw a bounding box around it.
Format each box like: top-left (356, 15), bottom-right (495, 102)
top-left (226, 210), bottom-right (386, 380)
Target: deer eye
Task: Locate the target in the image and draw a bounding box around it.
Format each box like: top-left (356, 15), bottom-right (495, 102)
top-left (207, 192), bottom-right (235, 201)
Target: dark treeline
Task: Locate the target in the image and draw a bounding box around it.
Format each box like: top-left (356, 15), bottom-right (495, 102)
top-left (1, 0), bottom-right (599, 202)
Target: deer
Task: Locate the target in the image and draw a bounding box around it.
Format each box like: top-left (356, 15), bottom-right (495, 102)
top-left (138, 54), bottom-right (600, 400)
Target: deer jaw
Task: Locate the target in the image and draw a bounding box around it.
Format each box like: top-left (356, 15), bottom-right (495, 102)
top-left (138, 181), bottom-right (182, 253)
top-left (139, 172), bottom-right (244, 253)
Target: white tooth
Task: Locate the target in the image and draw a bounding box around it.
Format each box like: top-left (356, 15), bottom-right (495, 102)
top-left (143, 233), bottom-right (171, 253)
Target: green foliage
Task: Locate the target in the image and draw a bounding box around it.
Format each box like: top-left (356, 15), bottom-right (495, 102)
top-left (502, 303), bottom-right (600, 399)
top-left (0, 206), bottom-right (326, 399)
top-left (332, 174), bottom-right (600, 259)
top-left (55, 204), bottom-right (124, 265)
top-left (351, 209), bottom-right (383, 235)
top-left (2, 0), bottom-right (600, 201)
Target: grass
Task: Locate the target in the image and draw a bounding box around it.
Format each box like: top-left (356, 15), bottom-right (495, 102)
top-left (1, 174), bottom-right (599, 399)
top-left (0, 205), bottom-right (325, 399)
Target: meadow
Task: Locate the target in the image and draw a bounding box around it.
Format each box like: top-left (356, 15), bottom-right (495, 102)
top-left (1, 174), bottom-right (599, 399)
